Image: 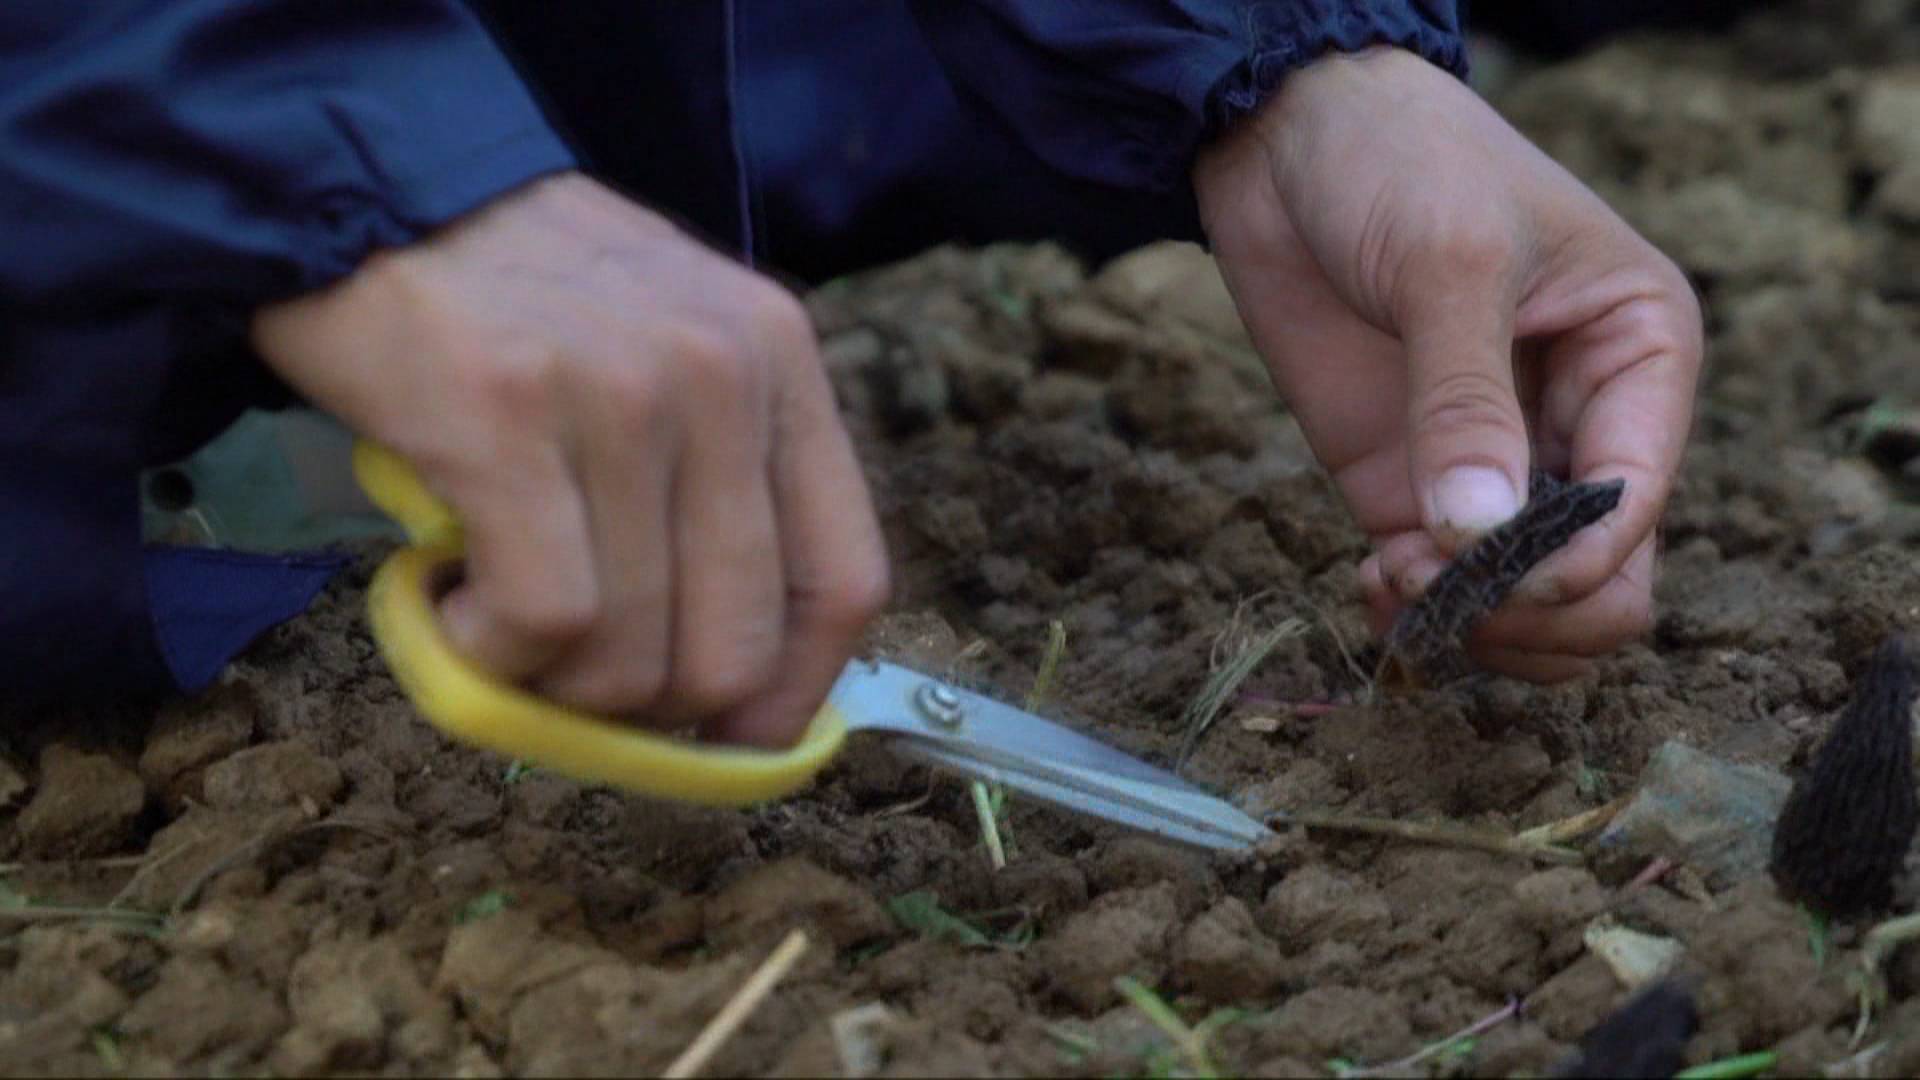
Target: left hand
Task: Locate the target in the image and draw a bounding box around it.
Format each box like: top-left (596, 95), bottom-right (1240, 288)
top-left (1192, 46), bottom-right (1703, 681)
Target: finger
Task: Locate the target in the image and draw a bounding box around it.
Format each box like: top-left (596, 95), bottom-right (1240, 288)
top-left (657, 344), bottom-right (786, 726)
top-left (530, 370), bottom-right (679, 715)
top-left (1518, 268), bottom-right (1701, 605)
top-left (1473, 537), bottom-right (1657, 656)
top-left (1375, 531), bottom-right (1446, 603)
top-left (704, 316), bottom-right (890, 748)
top-left (1358, 554), bottom-right (1400, 639)
top-left (438, 443), bottom-right (599, 681)
top-left (1398, 266), bottom-right (1532, 552)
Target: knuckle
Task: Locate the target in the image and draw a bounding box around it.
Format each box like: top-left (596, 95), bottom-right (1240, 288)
top-left (598, 359), bottom-right (667, 420)
top-left (672, 642), bottom-right (779, 716)
top-left (668, 324), bottom-right (760, 397)
top-left (820, 557), bottom-right (892, 629)
top-left (1420, 217), bottom-right (1518, 283)
top-left (554, 658), bottom-right (669, 715)
top-left (475, 344), bottom-right (560, 419)
top-left (1619, 284), bottom-right (1701, 364)
top-left (746, 284), bottom-right (815, 349)
top-left (498, 587), bottom-right (598, 647)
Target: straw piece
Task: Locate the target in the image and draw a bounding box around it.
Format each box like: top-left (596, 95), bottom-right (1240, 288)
top-left (664, 929), bottom-right (810, 1079)
top-left (1516, 796), bottom-right (1628, 846)
top-left (1280, 811), bottom-right (1584, 865)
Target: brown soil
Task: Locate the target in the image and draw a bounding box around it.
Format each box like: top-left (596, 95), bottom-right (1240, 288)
top-left (7, 3), bottom-right (1920, 1075)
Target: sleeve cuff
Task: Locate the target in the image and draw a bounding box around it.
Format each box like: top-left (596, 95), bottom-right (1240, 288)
top-left (300, 122), bottom-right (576, 292)
top-left (909, 0), bottom-right (1467, 196)
top-left (1207, 2), bottom-right (1470, 137)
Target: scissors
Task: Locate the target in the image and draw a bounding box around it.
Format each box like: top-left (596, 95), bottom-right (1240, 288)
top-left (351, 441), bottom-right (1275, 852)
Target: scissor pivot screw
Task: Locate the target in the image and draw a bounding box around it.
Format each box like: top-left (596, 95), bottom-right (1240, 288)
top-left (915, 682), bottom-right (966, 728)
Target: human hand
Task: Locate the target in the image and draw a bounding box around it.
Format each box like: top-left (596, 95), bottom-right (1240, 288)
top-left (1193, 47), bottom-right (1703, 681)
top-left (252, 172), bottom-right (889, 745)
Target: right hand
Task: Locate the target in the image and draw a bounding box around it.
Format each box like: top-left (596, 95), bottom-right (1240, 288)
top-left (252, 172), bottom-right (890, 747)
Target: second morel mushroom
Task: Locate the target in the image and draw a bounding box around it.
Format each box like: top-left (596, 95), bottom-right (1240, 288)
top-left (1769, 633), bottom-right (1920, 918)
top-left (1551, 979), bottom-right (1697, 1079)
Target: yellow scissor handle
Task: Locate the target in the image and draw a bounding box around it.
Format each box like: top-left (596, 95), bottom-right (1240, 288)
top-left (351, 441), bottom-right (848, 806)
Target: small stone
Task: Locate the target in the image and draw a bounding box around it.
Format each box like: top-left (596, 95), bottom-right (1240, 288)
top-left (16, 745), bottom-right (146, 858)
top-left (1592, 740), bottom-right (1791, 888)
top-left (1582, 919), bottom-right (1684, 989)
top-left (202, 741), bottom-right (344, 812)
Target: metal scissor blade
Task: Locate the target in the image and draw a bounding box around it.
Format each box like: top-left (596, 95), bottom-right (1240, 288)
top-left (890, 740), bottom-right (1271, 851)
top-left (829, 659), bottom-right (1277, 852)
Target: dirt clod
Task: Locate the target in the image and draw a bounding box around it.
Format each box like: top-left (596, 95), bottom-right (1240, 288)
top-left (1172, 897), bottom-right (1286, 1003)
top-left (705, 858), bottom-right (894, 952)
top-left (16, 744), bottom-right (145, 858)
top-left (1036, 883), bottom-right (1178, 1012)
top-left (140, 681), bottom-right (257, 809)
top-left (203, 740), bottom-right (344, 812)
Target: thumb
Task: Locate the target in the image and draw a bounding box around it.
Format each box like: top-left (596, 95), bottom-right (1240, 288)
top-left (1401, 296), bottom-right (1531, 552)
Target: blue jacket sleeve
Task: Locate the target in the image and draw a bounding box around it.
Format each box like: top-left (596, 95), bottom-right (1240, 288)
top-left (906, 0), bottom-right (1468, 196)
top-left (0, 0), bottom-right (578, 315)
top-left (0, 2), bottom-right (579, 704)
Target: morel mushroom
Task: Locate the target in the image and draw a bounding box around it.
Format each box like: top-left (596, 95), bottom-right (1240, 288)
top-left (1770, 633), bottom-right (1920, 918)
top-left (1381, 470), bottom-right (1625, 688)
top-left (1552, 979), bottom-right (1697, 1078)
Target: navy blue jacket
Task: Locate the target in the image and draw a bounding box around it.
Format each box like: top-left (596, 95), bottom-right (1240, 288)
top-left (0, 1), bottom-right (1465, 703)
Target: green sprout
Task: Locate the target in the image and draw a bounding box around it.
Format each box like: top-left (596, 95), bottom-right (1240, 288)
top-left (1113, 975), bottom-right (1243, 1078)
top-left (971, 619), bottom-right (1068, 870)
top-left (886, 891), bottom-right (1032, 950)
top-left (454, 889), bottom-right (513, 925)
top-left (1673, 1051), bottom-right (1779, 1079)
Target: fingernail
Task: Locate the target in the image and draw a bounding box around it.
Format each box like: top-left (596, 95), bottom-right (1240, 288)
top-left (1432, 466), bottom-right (1521, 535)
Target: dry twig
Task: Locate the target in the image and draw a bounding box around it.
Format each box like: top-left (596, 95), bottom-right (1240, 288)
top-left (1276, 811), bottom-right (1583, 865)
top-left (169, 816), bottom-right (399, 916)
top-left (1517, 796), bottom-right (1628, 846)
